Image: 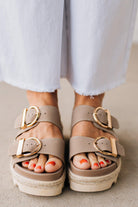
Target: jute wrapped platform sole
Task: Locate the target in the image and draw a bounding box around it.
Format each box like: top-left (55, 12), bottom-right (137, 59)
top-left (69, 159), bottom-right (121, 192)
top-left (11, 163), bottom-right (66, 196)
top-left (69, 105), bottom-right (125, 192)
top-left (9, 105), bottom-right (66, 196)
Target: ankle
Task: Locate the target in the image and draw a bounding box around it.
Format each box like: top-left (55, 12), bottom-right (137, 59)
top-left (74, 92), bottom-right (105, 108)
top-left (27, 90), bottom-right (58, 107)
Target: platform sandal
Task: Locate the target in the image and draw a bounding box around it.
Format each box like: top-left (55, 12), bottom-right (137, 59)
top-left (9, 105), bottom-right (66, 196)
top-left (68, 105), bottom-right (125, 192)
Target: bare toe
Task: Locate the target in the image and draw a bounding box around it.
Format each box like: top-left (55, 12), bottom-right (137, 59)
top-left (22, 160), bottom-right (30, 168)
top-left (28, 158), bottom-right (38, 171)
top-left (88, 153), bottom-right (100, 170)
top-left (45, 155), bottom-right (62, 173)
top-left (73, 153), bottom-right (91, 170)
top-left (105, 159), bottom-right (112, 165)
top-left (97, 156), bottom-right (107, 168)
top-left (34, 154), bottom-right (47, 173)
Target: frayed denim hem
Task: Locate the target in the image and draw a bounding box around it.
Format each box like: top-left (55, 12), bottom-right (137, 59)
top-left (2, 78), bottom-right (60, 92)
top-left (70, 78), bottom-right (126, 97)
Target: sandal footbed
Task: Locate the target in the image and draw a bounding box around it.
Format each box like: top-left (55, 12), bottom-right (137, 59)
top-left (13, 163), bottom-right (64, 181)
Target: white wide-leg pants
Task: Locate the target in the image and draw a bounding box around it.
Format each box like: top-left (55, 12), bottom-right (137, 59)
top-left (0, 0), bottom-right (137, 95)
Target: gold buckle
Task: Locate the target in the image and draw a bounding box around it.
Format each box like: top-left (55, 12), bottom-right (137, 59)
top-left (93, 136), bottom-right (117, 157)
top-left (16, 137), bottom-right (42, 158)
top-left (93, 106), bottom-right (112, 129)
top-left (21, 106), bottom-right (40, 129)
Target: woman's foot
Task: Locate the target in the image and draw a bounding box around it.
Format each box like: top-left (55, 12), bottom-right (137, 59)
top-left (72, 92), bottom-right (114, 170)
top-left (17, 90), bottom-right (63, 173)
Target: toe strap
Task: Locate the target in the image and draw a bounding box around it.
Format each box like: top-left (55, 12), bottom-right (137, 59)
top-left (9, 137), bottom-right (65, 166)
top-left (69, 136), bottom-right (125, 162)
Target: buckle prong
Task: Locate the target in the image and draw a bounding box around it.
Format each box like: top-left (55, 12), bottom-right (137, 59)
top-left (16, 138), bottom-right (25, 157)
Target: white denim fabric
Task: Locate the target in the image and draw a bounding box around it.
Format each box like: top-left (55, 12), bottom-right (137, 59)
top-left (0, 0), bottom-right (137, 95)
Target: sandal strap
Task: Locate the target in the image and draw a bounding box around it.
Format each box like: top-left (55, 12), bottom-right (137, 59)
top-left (9, 137), bottom-right (65, 165)
top-left (71, 105), bottom-right (119, 136)
top-left (14, 105), bottom-right (63, 138)
top-left (69, 136), bottom-right (125, 162)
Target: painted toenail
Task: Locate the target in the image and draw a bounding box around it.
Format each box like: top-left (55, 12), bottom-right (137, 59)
top-left (47, 161), bottom-right (56, 166)
top-left (24, 161), bottom-right (29, 165)
top-left (100, 161), bottom-right (105, 165)
top-left (80, 159), bottom-right (88, 164)
top-left (31, 163), bottom-right (36, 168)
top-left (36, 165), bottom-right (41, 169)
top-left (105, 160), bottom-right (110, 163)
top-left (94, 163), bottom-right (99, 167)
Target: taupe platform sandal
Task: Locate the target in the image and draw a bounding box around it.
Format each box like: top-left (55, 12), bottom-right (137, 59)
top-left (69, 105), bottom-right (125, 192)
top-left (9, 105), bottom-right (65, 196)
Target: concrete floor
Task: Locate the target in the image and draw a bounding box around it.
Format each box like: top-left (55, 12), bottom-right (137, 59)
top-left (0, 44), bottom-right (138, 207)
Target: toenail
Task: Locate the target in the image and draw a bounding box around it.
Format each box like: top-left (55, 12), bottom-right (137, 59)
top-left (24, 161), bottom-right (29, 165)
top-left (47, 161), bottom-right (56, 166)
top-left (105, 160), bottom-right (110, 163)
top-left (36, 165), bottom-right (41, 169)
top-left (80, 159), bottom-right (88, 164)
top-left (100, 161), bottom-right (105, 165)
top-left (94, 163), bottom-right (99, 167)
top-left (31, 163), bottom-right (36, 168)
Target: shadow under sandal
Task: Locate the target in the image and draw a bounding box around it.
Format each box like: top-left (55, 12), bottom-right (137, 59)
top-left (69, 105), bottom-right (125, 192)
top-left (8, 105), bottom-right (65, 196)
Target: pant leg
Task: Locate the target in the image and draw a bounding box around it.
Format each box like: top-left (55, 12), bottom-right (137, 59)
top-left (60, 0), bottom-right (68, 78)
top-left (0, 0), bottom-right (64, 92)
top-left (67, 0), bottom-right (138, 96)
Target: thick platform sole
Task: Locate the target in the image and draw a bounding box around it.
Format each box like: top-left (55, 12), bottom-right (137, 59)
top-left (68, 159), bottom-right (121, 192)
top-left (10, 165), bottom-right (66, 196)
